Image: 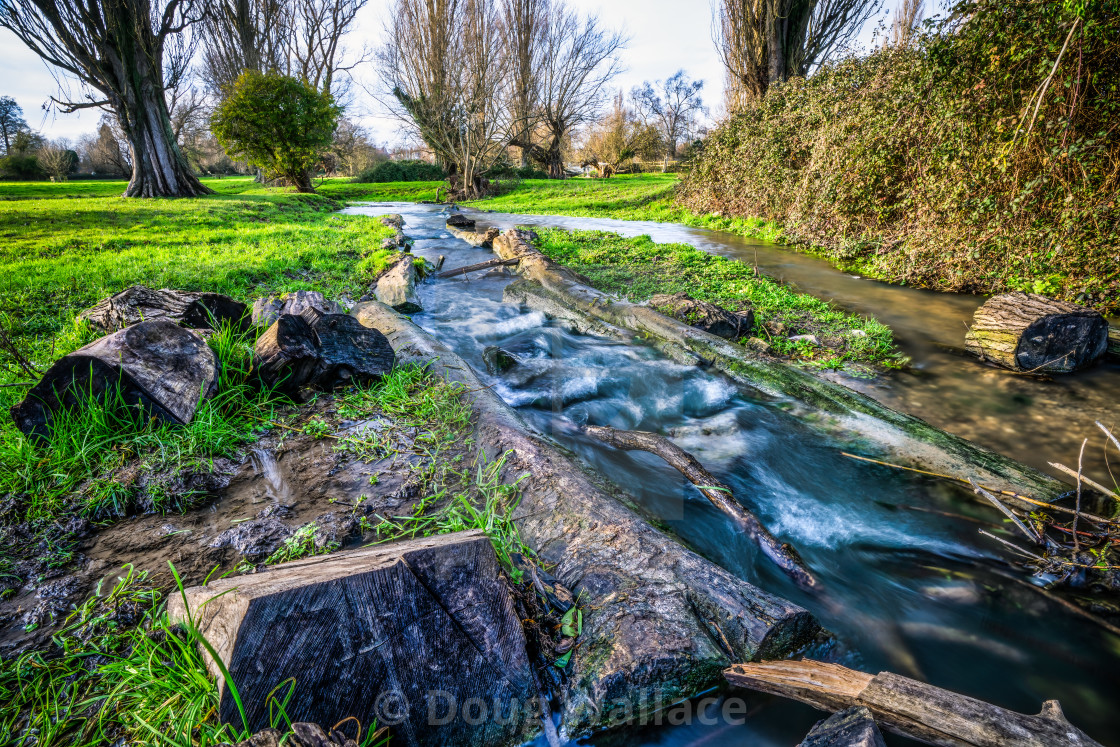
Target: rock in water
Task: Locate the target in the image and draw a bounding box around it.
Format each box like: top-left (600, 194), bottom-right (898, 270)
top-left (251, 291), bottom-right (345, 328)
top-left (255, 310), bottom-right (394, 392)
top-left (482, 345), bottom-right (520, 374)
top-left (168, 531), bottom-right (540, 743)
top-left (446, 213), bottom-right (476, 229)
top-left (11, 320), bottom-right (219, 442)
top-left (373, 254), bottom-right (423, 313)
top-left (964, 292), bottom-right (1108, 373)
top-left (800, 707), bottom-right (886, 747)
top-left (79, 285), bottom-right (248, 333)
top-left (648, 292), bottom-right (754, 339)
top-left (380, 213), bottom-right (404, 229)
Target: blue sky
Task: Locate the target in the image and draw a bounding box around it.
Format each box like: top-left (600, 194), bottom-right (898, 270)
top-left (0, 0), bottom-right (902, 147)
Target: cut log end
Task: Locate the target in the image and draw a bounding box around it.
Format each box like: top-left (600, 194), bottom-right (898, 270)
top-left (964, 293), bottom-right (1108, 373)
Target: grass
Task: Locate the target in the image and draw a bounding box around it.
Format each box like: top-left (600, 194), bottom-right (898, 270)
top-left (533, 228), bottom-right (903, 370)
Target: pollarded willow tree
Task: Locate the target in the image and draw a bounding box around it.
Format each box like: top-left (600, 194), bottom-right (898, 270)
top-left (714, 0), bottom-right (883, 106)
top-left (0, 0), bottom-right (211, 197)
top-left (378, 0), bottom-right (511, 198)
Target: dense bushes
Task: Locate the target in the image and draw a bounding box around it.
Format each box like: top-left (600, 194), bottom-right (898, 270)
top-left (353, 159), bottom-right (445, 183)
top-left (679, 0), bottom-right (1120, 311)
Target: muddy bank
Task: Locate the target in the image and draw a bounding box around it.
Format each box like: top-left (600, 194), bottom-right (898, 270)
top-left (351, 301), bottom-right (821, 738)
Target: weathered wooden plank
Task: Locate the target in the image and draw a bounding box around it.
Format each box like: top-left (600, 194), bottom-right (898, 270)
top-left (725, 660), bottom-right (1102, 747)
top-left (169, 531), bottom-right (539, 745)
top-left (10, 320), bottom-right (219, 442)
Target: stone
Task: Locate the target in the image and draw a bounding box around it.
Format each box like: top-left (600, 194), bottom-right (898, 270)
top-left (373, 254), bottom-right (423, 313)
top-left (445, 213), bottom-right (475, 229)
top-left (482, 345), bottom-right (521, 374)
top-left (800, 706), bottom-right (886, 747)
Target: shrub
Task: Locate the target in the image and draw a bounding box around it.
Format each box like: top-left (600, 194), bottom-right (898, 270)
top-left (352, 159), bottom-right (445, 183)
top-left (211, 71), bottom-right (341, 193)
top-left (0, 154), bottom-right (42, 179)
top-left (679, 0), bottom-right (1120, 311)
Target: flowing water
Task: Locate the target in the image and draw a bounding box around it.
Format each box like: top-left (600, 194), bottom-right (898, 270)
top-left (347, 203), bottom-right (1120, 746)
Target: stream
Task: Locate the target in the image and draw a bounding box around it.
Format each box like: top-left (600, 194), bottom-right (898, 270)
top-left (347, 202), bottom-right (1120, 746)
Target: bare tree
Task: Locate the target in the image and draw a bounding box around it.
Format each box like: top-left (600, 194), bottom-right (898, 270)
top-left (0, 96), bottom-right (29, 156)
top-left (379, 0), bottom-right (510, 198)
top-left (201, 0), bottom-right (368, 97)
top-left (630, 70), bottom-right (706, 159)
top-left (890, 0), bottom-right (923, 47)
top-left (579, 90), bottom-right (663, 176)
top-left (510, 2), bottom-right (627, 178)
top-left (0, 0), bottom-right (210, 197)
top-left (38, 140), bottom-right (75, 181)
top-left (714, 0), bottom-right (882, 107)
top-left (502, 0), bottom-right (546, 167)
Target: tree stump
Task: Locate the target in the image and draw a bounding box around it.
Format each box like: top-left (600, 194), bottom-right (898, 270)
top-left (800, 707), bottom-right (885, 747)
top-left (10, 320), bottom-right (219, 442)
top-left (254, 309), bottom-right (395, 392)
top-left (168, 531), bottom-right (540, 743)
top-left (251, 291), bottom-right (345, 328)
top-left (79, 285), bottom-right (248, 334)
top-left (373, 255), bottom-right (423, 313)
top-left (648, 293), bottom-right (754, 340)
top-left (964, 293), bottom-right (1108, 373)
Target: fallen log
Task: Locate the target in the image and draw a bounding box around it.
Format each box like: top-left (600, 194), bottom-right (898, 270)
top-left (351, 300), bottom-right (821, 738)
top-left (373, 254), bottom-right (423, 313)
top-left (79, 285), bottom-right (248, 333)
top-left (964, 293), bottom-right (1108, 373)
top-left (447, 224), bottom-right (501, 248)
top-left (169, 531), bottom-right (541, 743)
top-left (11, 320), bottom-right (219, 442)
top-left (437, 257), bottom-right (522, 279)
top-left (491, 230), bottom-right (1069, 508)
top-left (1108, 326), bottom-right (1120, 360)
top-left (724, 660), bottom-right (1101, 747)
top-left (648, 292), bottom-right (754, 340)
top-left (255, 310), bottom-right (394, 392)
top-left (251, 290), bottom-right (345, 328)
top-left (800, 706), bottom-right (885, 747)
top-left (581, 424), bottom-right (817, 591)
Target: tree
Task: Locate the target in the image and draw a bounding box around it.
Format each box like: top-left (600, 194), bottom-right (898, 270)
top-left (714, 0), bottom-right (883, 106)
top-left (630, 70), bottom-right (706, 159)
top-left (378, 0), bottom-right (511, 198)
top-left (38, 140), bottom-right (78, 181)
top-left (0, 1), bottom-right (210, 197)
top-left (201, 0), bottom-right (368, 96)
top-left (211, 70), bottom-right (341, 192)
top-left (890, 0), bottom-right (923, 47)
top-left (502, 0), bottom-right (546, 167)
top-left (510, 2), bottom-right (627, 178)
top-left (578, 91), bottom-right (663, 176)
top-left (0, 96), bottom-right (29, 156)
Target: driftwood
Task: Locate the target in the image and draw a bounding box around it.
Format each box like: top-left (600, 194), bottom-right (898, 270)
top-left (373, 254), bottom-right (423, 313)
top-left (491, 229), bottom-right (1069, 508)
top-left (78, 285), bottom-right (248, 333)
top-left (437, 257), bottom-right (521, 279)
top-left (964, 293), bottom-right (1108, 373)
top-left (11, 320), bottom-right (219, 442)
top-left (724, 660), bottom-right (1101, 747)
top-left (169, 531), bottom-right (540, 743)
top-left (648, 292), bottom-right (754, 340)
top-left (255, 310), bottom-right (394, 392)
top-left (581, 424), bottom-right (816, 590)
top-left (801, 706), bottom-right (885, 747)
top-left (1108, 326), bottom-right (1119, 360)
top-left (446, 213), bottom-right (476, 229)
top-left (351, 301), bottom-right (820, 737)
top-left (251, 291), bottom-right (345, 328)
top-left (447, 224), bottom-right (501, 248)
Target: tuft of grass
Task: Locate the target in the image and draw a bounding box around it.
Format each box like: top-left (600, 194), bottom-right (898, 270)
top-left (265, 522), bottom-right (340, 565)
top-left (533, 228), bottom-right (904, 370)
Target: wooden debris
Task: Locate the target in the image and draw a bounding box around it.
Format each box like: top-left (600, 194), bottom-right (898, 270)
top-left (11, 320), bottom-right (219, 442)
top-left (255, 310), bottom-right (394, 392)
top-left (964, 293), bottom-right (1108, 373)
top-left (447, 224), bottom-right (500, 248)
top-left (169, 531), bottom-right (540, 742)
top-left (648, 292), bottom-right (754, 340)
top-left (251, 291), bottom-right (345, 328)
top-left (437, 256), bottom-right (522, 279)
top-left (725, 659), bottom-right (1102, 747)
top-left (800, 706), bottom-right (886, 747)
top-left (78, 285), bottom-right (248, 334)
top-left (1108, 326), bottom-right (1120, 360)
top-left (581, 424), bottom-right (817, 590)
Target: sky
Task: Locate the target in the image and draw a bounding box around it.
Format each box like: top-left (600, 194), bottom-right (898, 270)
top-left (0, 0), bottom-right (896, 148)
